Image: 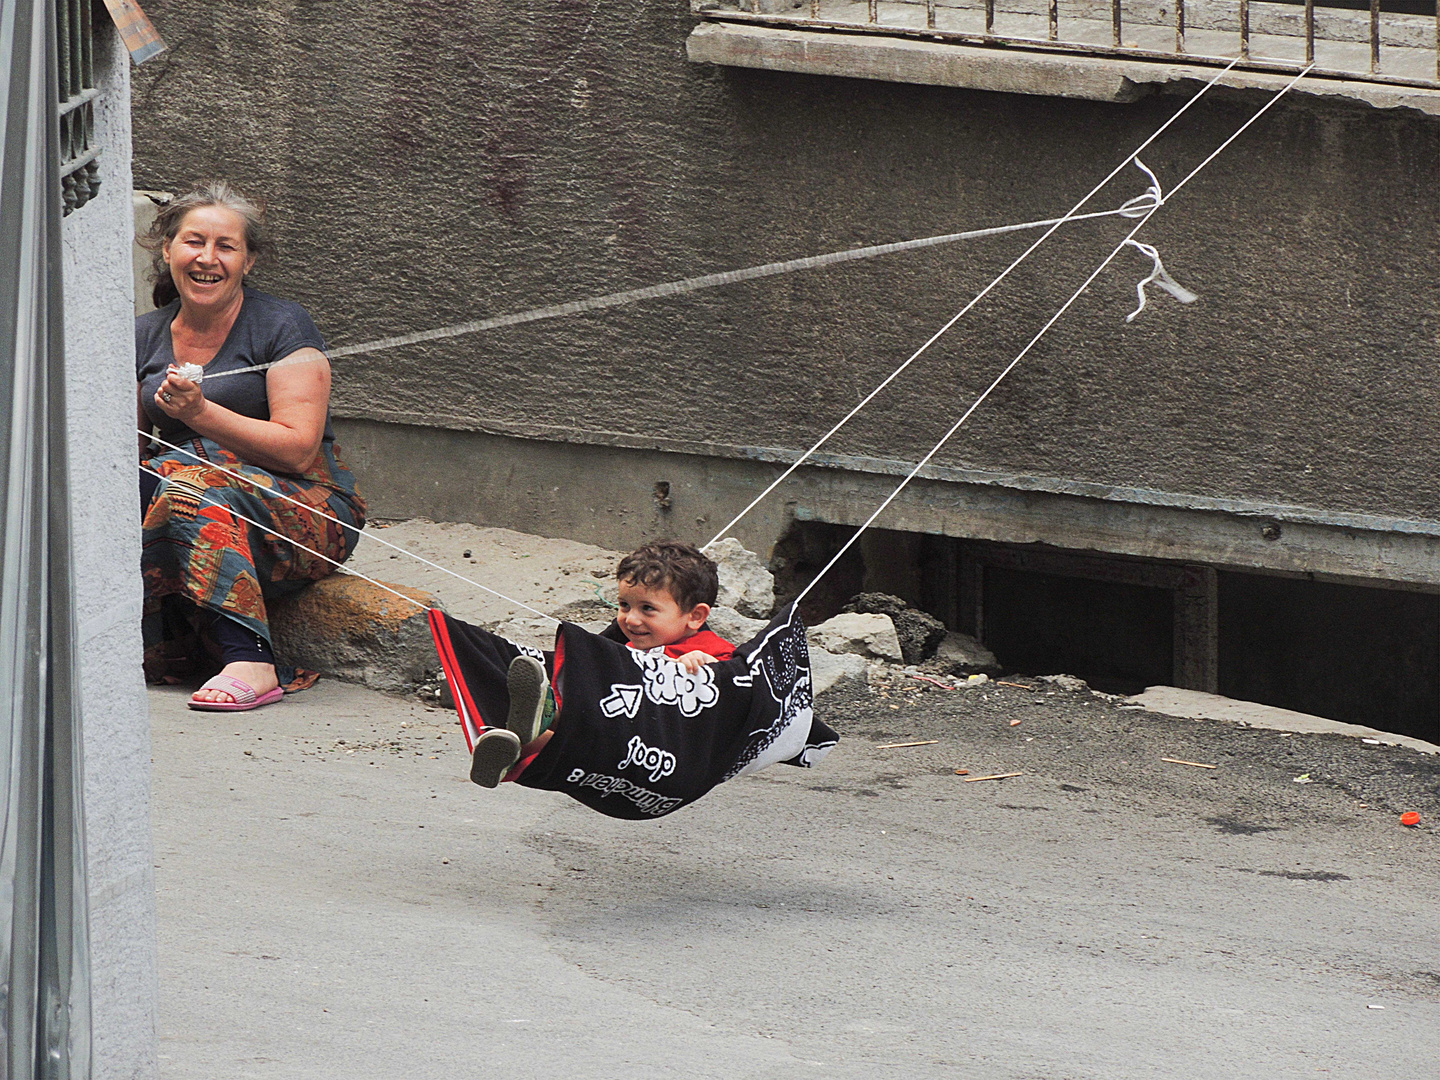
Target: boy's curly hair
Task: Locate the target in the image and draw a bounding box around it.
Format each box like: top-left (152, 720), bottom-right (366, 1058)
top-left (616, 541), bottom-right (719, 612)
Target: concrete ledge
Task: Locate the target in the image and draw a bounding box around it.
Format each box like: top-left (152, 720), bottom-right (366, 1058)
top-left (271, 574), bottom-right (441, 693)
top-left (1127, 684), bottom-right (1440, 754)
top-left (336, 419), bottom-right (1440, 594)
top-left (687, 22), bottom-right (1440, 115)
top-left (689, 21), bottom-right (1148, 100)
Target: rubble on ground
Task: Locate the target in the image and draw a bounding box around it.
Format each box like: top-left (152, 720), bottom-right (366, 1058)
top-left (270, 574), bottom-right (440, 693)
top-left (922, 631), bottom-right (1001, 676)
top-left (842, 592), bottom-right (947, 664)
top-left (492, 615), bottom-right (562, 652)
top-left (809, 650), bottom-right (870, 695)
top-left (808, 612), bottom-right (905, 663)
top-left (1037, 673), bottom-right (1089, 692)
top-left (304, 520), bottom-right (1105, 705)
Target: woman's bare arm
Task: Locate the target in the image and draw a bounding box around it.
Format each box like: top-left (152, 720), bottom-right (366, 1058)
top-left (153, 347), bottom-right (331, 474)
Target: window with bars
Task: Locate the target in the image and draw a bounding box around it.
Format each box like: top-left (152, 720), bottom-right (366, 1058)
top-left (56, 0), bottom-right (100, 215)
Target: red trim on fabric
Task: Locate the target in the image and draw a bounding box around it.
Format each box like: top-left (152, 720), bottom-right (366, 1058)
top-left (552, 632), bottom-right (566, 713)
top-left (503, 745), bottom-right (542, 783)
top-left (427, 608), bottom-right (489, 751)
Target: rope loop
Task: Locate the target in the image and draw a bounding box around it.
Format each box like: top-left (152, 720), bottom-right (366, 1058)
top-left (1116, 159), bottom-right (1164, 219)
top-left (1122, 239), bottom-right (1199, 323)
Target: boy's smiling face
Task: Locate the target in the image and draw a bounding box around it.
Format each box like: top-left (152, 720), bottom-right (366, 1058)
top-left (616, 578), bottom-right (709, 650)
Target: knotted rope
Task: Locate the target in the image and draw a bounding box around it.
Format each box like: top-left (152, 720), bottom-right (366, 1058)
top-left (791, 65), bottom-right (1314, 607)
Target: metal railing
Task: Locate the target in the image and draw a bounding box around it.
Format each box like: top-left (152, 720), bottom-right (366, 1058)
top-left (696, 0), bottom-right (1440, 87)
top-left (55, 0), bottom-right (99, 214)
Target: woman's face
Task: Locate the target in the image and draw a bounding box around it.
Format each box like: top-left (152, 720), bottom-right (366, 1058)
top-left (162, 205), bottom-right (256, 313)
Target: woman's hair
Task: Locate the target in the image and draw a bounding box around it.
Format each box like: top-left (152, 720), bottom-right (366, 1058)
top-left (141, 180), bottom-right (267, 309)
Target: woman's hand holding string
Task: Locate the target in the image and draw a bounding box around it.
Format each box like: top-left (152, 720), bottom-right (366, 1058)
top-left (155, 367), bottom-right (207, 424)
top-left (151, 347), bottom-right (330, 475)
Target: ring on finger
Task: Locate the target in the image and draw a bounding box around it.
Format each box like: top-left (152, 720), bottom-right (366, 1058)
top-left (161, 391), bottom-right (174, 403)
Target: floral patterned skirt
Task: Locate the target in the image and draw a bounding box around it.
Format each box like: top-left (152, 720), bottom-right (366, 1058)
top-left (141, 437), bottom-right (366, 678)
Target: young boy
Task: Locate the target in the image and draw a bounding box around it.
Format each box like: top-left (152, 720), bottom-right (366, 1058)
top-left (468, 541), bottom-right (736, 787)
top-left (428, 539), bottom-right (837, 820)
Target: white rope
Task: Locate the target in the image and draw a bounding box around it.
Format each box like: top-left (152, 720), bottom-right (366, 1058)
top-left (196, 204), bottom-right (1166, 385)
top-left (701, 59), bottom-right (1242, 550)
top-left (139, 463), bottom-right (433, 615)
top-left (792, 64), bottom-right (1314, 609)
top-left (139, 431), bottom-right (560, 623)
top-left (1123, 239), bottom-right (1198, 322)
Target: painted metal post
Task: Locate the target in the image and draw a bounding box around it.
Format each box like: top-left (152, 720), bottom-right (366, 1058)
top-left (0, 0), bottom-right (93, 1074)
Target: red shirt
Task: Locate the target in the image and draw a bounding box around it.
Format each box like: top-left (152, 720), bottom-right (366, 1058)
top-left (635, 627), bottom-right (736, 662)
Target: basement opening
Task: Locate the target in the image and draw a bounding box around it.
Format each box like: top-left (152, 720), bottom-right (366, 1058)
top-left (774, 520), bottom-right (1439, 744)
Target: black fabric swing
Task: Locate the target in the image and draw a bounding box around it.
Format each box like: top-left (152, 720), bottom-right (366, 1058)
top-left (429, 605), bottom-right (839, 820)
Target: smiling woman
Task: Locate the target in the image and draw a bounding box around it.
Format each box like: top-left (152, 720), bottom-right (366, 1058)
top-left (136, 181), bottom-right (367, 710)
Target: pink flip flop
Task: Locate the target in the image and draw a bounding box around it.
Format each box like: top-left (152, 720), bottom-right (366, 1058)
top-left (187, 673), bottom-right (285, 712)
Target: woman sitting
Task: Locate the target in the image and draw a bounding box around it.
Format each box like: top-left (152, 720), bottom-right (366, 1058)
top-left (137, 181), bottom-right (366, 711)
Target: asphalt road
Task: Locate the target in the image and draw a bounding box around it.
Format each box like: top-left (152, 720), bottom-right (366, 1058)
top-left (150, 672), bottom-right (1439, 1079)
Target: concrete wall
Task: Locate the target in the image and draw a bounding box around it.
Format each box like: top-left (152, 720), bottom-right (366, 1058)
top-left (63, 27), bottom-right (159, 1080)
top-left (128, 1), bottom-right (1440, 556)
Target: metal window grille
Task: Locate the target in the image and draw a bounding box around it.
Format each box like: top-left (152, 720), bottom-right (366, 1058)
top-left (56, 0), bottom-right (100, 215)
top-left (700, 0), bottom-right (1440, 87)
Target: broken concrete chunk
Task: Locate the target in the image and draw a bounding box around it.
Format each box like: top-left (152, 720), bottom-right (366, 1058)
top-left (1038, 673), bottom-right (1089, 692)
top-left (808, 612), bottom-right (904, 664)
top-left (706, 604), bottom-right (767, 646)
top-left (926, 631), bottom-right (1000, 675)
top-left (270, 574), bottom-right (441, 693)
top-left (809, 647), bottom-right (868, 696)
top-left (842, 592), bottom-right (947, 664)
top-left (708, 537), bottom-right (776, 619)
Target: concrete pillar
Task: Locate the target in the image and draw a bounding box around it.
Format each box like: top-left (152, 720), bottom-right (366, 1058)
top-left (61, 27), bottom-right (160, 1080)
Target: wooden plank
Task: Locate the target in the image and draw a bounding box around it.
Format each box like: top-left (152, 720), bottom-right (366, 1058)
top-left (98, 0), bottom-right (166, 63)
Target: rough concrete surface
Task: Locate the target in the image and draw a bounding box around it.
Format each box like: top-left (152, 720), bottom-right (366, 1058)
top-left (345, 520), bottom-right (623, 629)
top-left (66, 25), bottom-right (160, 1077)
top-left (1131, 685), bottom-right (1440, 755)
top-left (151, 673), bottom-right (1439, 1079)
top-left (687, 22), bottom-right (1440, 114)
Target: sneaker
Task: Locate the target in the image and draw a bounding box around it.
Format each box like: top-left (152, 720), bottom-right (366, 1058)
top-left (469, 728), bottom-right (522, 788)
top-left (506, 655), bottom-right (552, 746)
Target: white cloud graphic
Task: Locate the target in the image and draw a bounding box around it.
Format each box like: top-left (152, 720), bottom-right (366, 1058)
top-left (630, 649), bottom-right (720, 717)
